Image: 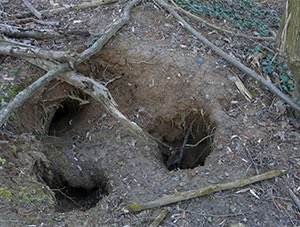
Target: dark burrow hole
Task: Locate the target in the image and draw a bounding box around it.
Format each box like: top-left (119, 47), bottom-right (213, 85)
top-left (48, 93), bottom-right (88, 136)
top-left (33, 160), bottom-right (109, 213)
top-left (53, 182), bottom-right (108, 213)
top-left (148, 111), bottom-right (215, 171)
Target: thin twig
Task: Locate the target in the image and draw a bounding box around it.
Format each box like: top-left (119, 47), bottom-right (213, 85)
top-left (171, 119), bottom-right (195, 167)
top-left (52, 188), bottom-right (83, 208)
top-left (186, 132), bottom-right (215, 148)
top-left (245, 148), bottom-right (259, 175)
top-left (22, 0), bottom-right (43, 19)
top-left (288, 188), bottom-right (300, 210)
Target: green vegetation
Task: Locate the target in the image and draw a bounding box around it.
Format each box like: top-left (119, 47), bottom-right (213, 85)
top-left (18, 186), bottom-right (54, 205)
top-left (175, 0), bottom-right (280, 33)
top-left (254, 44), bottom-right (294, 92)
top-left (0, 186), bottom-right (12, 201)
top-left (0, 65), bottom-right (24, 106)
top-left (0, 156), bottom-right (6, 165)
top-left (7, 84), bottom-right (24, 99)
top-left (175, 0), bottom-right (295, 94)
top-left (10, 144), bottom-right (17, 154)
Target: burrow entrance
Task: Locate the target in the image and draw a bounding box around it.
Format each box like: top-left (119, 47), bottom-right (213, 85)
top-left (33, 147), bottom-right (109, 213)
top-left (52, 181), bottom-right (108, 213)
top-left (48, 91), bottom-right (90, 136)
top-left (34, 89), bottom-right (109, 213)
top-left (148, 111), bottom-right (215, 171)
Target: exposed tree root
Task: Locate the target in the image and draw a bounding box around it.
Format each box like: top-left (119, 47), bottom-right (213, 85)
top-left (27, 57), bottom-right (144, 137)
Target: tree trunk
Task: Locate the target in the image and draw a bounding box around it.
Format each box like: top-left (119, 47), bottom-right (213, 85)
top-left (277, 0), bottom-right (300, 104)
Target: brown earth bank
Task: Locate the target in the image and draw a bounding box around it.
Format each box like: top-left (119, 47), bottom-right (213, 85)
top-left (0, 0), bottom-right (300, 226)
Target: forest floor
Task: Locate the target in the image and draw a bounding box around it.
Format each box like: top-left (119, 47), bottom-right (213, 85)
top-left (0, 0), bottom-right (300, 226)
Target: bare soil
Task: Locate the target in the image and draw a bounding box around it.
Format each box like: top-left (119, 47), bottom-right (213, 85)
top-left (0, 0), bottom-right (300, 226)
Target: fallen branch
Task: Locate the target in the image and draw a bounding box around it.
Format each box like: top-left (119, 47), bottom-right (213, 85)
top-left (14, 17), bottom-right (60, 27)
top-left (0, 38), bottom-right (76, 64)
top-left (0, 0), bottom-right (141, 127)
top-left (288, 188), bottom-right (300, 210)
top-left (0, 23), bottom-right (90, 40)
top-left (27, 57), bottom-right (144, 136)
top-left (124, 170), bottom-right (287, 212)
top-left (156, 0), bottom-right (300, 113)
top-left (16, 0), bottom-right (117, 18)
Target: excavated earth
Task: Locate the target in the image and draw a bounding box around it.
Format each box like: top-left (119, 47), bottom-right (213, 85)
top-left (0, 1), bottom-right (300, 226)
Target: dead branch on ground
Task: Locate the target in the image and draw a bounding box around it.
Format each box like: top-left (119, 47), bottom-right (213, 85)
top-left (19, 18), bottom-right (60, 27)
top-left (0, 23), bottom-right (90, 40)
top-left (156, 0), bottom-right (300, 113)
top-left (16, 0), bottom-right (117, 18)
top-left (0, 38), bottom-right (76, 63)
top-left (288, 188), bottom-right (300, 210)
top-left (0, 0), bottom-right (142, 128)
top-left (124, 170), bottom-right (287, 212)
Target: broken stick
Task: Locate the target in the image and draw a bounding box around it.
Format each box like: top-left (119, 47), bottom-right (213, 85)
top-left (124, 170), bottom-right (287, 212)
top-left (0, 38), bottom-right (76, 63)
top-left (288, 188), bottom-right (300, 210)
top-left (149, 209), bottom-right (169, 227)
top-left (22, 0), bottom-right (43, 19)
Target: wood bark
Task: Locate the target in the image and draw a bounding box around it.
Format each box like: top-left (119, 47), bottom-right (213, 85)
top-left (0, 38), bottom-right (76, 63)
top-left (22, 0), bottom-right (43, 19)
top-left (16, 0), bottom-right (117, 18)
top-left (277, 0), bottom-right (300, 104)
top-left (124, 170), bottom-right (287, 213)
top-left (0, 23), bottom-right (90, 40)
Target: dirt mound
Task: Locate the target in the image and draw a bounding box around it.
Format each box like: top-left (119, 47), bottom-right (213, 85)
top-left (0, 2), bottom-right (299, 227)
